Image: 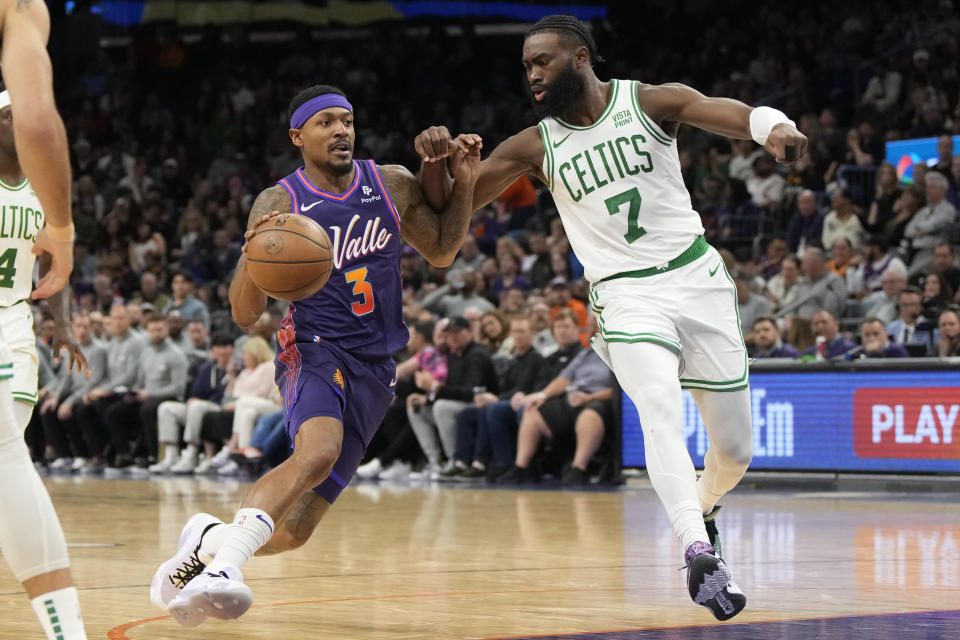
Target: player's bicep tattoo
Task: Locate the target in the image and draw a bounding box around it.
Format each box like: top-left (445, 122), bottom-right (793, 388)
top-left (247, 185), bottom-right (291, 229)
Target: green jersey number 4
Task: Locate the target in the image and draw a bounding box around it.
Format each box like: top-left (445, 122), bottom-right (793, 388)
top-left (605, 187), bottom-right (646, 244)
top-left (0, 248), bottom-right (16, 288)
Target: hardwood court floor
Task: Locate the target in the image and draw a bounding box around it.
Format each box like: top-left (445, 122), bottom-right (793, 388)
top-left (0, 476), bottom-right (957, 639)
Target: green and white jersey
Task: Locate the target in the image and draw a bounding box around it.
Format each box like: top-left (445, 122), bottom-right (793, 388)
top-left (538, 78), bottom-right (703, 283)
top-left (0, 176), bottom-right (44, 307)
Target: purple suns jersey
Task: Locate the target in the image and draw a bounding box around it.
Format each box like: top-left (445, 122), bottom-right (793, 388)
top-left (275, 160), bottom-right (408, 361)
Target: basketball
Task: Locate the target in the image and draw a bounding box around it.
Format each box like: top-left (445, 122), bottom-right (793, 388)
top-left (244, 213), bottom-right (333, 301)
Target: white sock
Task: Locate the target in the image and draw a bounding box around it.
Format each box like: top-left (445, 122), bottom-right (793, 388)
top-left (31, 587), bottom-right (87, 640)
top-left (205, 508), bottom-right (274, 573)
top-left (198, 522), bottom-right (231, 563)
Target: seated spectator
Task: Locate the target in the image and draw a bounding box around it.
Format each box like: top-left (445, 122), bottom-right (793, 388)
top-left (407, 316), bottom-right (499, 476)
top-left (757, 234), bottom-right (788, 281)
top-left (131, 271), bottom-right (171, 312)
top-left (450, 234), bottom-right (485, 274)
top-left (734, 270), bottom-right (773, 339)
top-left (857, 318), bottom-right (909, 358)
top-left (162, 270), bottom-right (211, 328)
top-left (500, 286), bottom-right (528, 315)
top-left (821, 189), bottom-right (864, 249)
top-left (497, 174), bottom-right (537, 231)
top-left (786, 189), bottom-right (825, 253)
top-left (937, 307), bottom-right (960, 356)
top-left (765, 254), bottom-right (801, 311)
top-left (152, 332), bottom-right (234, 473)
top-left (547, 277), bottom-right (588, 329)
top-left (530, 300), bottom-right (558, 356)
top-left (478, 309), bottom-right (512, 359)
top-left (749, 317), bottom-right (799, 358)
top-left (886, 187), bottom-right (922, 247)
top-left (911, 241), bottom-right (960, 294)
top-left (921, 271), bottom-right (955, 321)
top-left (38, 313), bottom-right (109, 472)
top-left (358, 320), bottom-right (448, 481)
top-left (826, 237), bottom-right (857, 281)
top-left (523, 226), bottom-right (553, 289)
top-left (490, 252), bottom-right (530, 300)
top-left (746, 154), bottom-right (786, 212)
top-left (887, 287), bottom-right (938, 356)
top-left (422, 269), bottom-right (495, 317)
top-left (497, 342), bottom-right (613, 486)
top-left (802, 310), bottom-right (858, 358)
top-left (904, 172), bottom-right (957, 276)
top-left (865, 162), bottom-right (902, 234)
top-left (102, 313), bottom-right (189, 473)
top-left (76, 304), bottom-right (146, 473)
top-left (779, 247), bottom-right (847, 320)
top-left (442, 314), bottom-right (545, 480)
top-left (193, 336), bottom-right (278, 474)
top-left (861, 265), bottom-right (908, 324)
top-left (847, 235), bottom-right (908, 298)
top-left (178, 318), bottom-right (210, 374)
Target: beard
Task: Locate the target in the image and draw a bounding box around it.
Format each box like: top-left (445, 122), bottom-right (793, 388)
top-left (530, 62), bottom-right (586, 120)
top-left (327, 156), bottom-right (354, 175)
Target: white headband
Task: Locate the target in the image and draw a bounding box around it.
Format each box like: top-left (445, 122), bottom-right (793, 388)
top-left (0, 91), bottom-right (9, 110)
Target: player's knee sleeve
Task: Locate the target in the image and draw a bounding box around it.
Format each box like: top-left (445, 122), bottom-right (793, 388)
top-left (0, 393), bottom-right (70, 582)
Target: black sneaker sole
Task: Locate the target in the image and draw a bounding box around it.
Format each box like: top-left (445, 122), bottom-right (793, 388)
top-left (687, 553), bottom-right (746, 621)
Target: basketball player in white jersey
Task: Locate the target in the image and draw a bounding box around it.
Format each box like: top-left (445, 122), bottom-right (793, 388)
top-left (0, 0), bottom-right (90, 637)
top-left (415, 15), bottom-right (807, 620)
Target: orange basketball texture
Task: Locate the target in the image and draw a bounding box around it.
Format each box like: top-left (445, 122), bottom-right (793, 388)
top-left (244, 214), bottom-right (333, 301)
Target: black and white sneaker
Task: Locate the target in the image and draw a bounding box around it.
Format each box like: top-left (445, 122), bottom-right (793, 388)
top-left (703, 506), bottom-right (722, 557)
top-left (685, 543), bottom-right (746, 621)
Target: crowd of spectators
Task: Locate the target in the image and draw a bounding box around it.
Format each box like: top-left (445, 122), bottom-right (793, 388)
top-left (22, 1), bottom-right (960, 482)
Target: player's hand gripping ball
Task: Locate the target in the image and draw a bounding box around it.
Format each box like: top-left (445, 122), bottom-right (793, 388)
top-left (244, 213), bottom-right (333, 301)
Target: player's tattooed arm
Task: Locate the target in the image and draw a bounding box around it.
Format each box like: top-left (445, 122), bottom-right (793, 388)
top-left (381, 139), bottom-right (481, 267)
top-left (230, 185), bottom-right (291, 328)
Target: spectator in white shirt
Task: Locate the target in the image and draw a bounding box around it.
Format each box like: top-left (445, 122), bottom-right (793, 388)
top-left (822, 189), bottom-right (864, 249)
top-left (905, 172), bottom-right (957, 276)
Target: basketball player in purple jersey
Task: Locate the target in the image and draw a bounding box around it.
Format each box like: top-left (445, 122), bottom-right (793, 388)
top-left (151, 84), bottom-right (481, 626)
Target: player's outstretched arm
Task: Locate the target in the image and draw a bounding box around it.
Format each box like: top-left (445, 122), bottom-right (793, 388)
top-left (383, 136), bottom-right (482, 267)
top-left (230, 185), bottom-right (290, 328)
top-left (639, 83), bottom-right (807, 163)
top-left (415, 126), bottom-right (545, 213)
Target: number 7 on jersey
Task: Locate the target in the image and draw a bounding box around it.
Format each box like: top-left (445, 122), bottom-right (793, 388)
top-left (605, 187), bottom-right (646, 244)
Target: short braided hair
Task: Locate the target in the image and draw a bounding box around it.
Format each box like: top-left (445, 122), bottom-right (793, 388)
top-left (525, 14), bottom-right (604, 64)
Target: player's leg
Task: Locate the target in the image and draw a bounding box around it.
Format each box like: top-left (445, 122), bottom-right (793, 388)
top-left (689, 389), bottom-right (753, 516)
top-left (256, 490), bottom-right (332, 555)
top-left (0, 382), bottom-right (88, 638)
top-left (608, 341), bottom-right (708, 550)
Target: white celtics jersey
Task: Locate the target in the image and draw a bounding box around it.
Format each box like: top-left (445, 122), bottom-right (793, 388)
top-left (538, 78), bottom-right (704, 283)
top-left (0, 177), bottom-right (44, 307)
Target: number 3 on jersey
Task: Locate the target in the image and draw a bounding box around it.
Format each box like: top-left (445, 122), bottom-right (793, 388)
top-left (345, 266), bottom-right (375, 316)
top-left (605, 187), bottom-right (646, 244)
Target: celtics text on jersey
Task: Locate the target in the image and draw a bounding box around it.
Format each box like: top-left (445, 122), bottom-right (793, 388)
top-left (538, 79), bottom-right (704, 283)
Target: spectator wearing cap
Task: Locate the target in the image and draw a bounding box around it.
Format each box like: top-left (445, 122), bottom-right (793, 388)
top-left (859, 318), bottom-right (909, 358)
top-left (734, 270), bottom-right (773, 339)
top-left (749, 317), bottom-right (799, 358)
top-left (802, 310), bottom-right (858, 358)
top-left (887, 286), bottom-right (938, 355)
top-left (786, 189), bottom-right (825, 253)
top-left (847, 235), bottom-right (907, 297)
top-left (779, 247), bottom-right (847, 320)
top-left (407, 316), bottom-right (499, 476)
top-left (547, 276), bottom-right (588, 329)
top-left (905, 172), bottom-right (957, 276)
top-left (821, 189), bottom-right (864, 249)
top-left (162, 270), bottom-right (211, 329)
top-left (442, 314), bottom-right (545, 480)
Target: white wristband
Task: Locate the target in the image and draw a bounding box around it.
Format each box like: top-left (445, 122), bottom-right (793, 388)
top-left (749, 106), bottom-right (795, 146)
